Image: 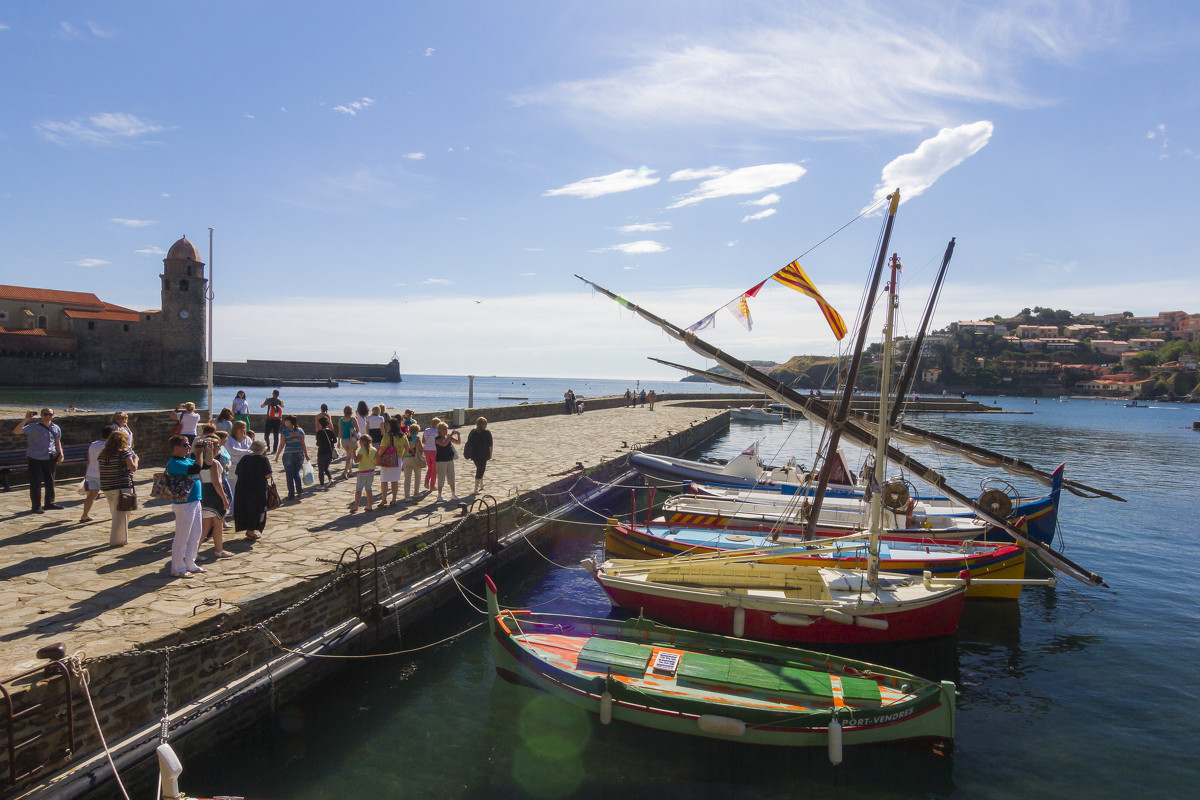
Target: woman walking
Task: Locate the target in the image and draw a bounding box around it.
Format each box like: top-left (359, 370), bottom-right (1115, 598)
top-left (98, 429), bottom-right (138, 546)
top-left (225, 420), bottom-right (253, 497)
top-left (464, 417), bottom-right (493, 494)
top-left (214, 407), bottom-right (235, 433)
top-left (198, 437), bottom-right (232, 560)
top-left (339, 406), bottom-right (358, 478)
top-left (422, 417), bottom-right (441, 490)
top-left (401, 423), bottom-right (424, 501)
top-left (366, 405), bottom-right (385, 445)
top-left (231, 390), bottom-right (251, 428)
top-left (167, 435), bottom-right (207, 578)
top-left (174, 402), bottom-right (201, 445)
top-left (275, 415), bottom-right (310, 502)
top-left (111, 411), bottom-right (134, 450)
top-left (315, 417), bottom-right (337, 487)
top-left (81, 425), bottom-right (113, 522)
top-left (233, 439), bottom-right (272, 542)
top-left (434, 422), bottom-right (461, 502)
top-left (377, 417), bottom-right (405, 506)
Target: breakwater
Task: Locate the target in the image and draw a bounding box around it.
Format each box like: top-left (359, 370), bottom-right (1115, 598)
top-left (212, 357), bottom-right (402, 384)
top-left (0, 398), bottom-right (733, 798)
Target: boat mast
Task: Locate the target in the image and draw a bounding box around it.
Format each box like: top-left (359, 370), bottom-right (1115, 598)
top-left (804, 189), bottom-right (900, 540)
top-left (868, 253), bottom-right (902, 587)
top-left (889, 238), bottom-right (953, 428)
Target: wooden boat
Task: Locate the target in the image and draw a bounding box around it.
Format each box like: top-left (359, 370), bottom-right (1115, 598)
top-left (589, 553), bottom-right (969, 643)
top-left (630, 447), bottom-right (861, 495)
top-left (485, 575), bottom-right (957, 753)
top-left (603, 521), bottom-right (1033, 600)
top-left (729, 406), bottom-right (784, 423)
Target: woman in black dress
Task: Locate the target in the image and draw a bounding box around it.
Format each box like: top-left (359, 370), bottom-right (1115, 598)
top-left (234, 439), bottom-right (273, 541)
top-left (464, 416), bottom-right (493, 494)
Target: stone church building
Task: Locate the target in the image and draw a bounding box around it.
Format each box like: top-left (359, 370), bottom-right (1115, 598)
top-left (0, 236), bottom-right (208, 386)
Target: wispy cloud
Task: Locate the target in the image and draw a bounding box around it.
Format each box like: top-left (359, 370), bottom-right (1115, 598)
top-left (669, 167), bottom-right (728, 182)
top-left (594, 240), bottom-right (669, 255)
top-left (422, 277), bottom-right (452, 285)
top-left (545, 168), bottom-right (659, 199)
top-left (111, 218), bottom-right (156, 228)
top-left (424, 48), bottom-right (435, 57)
top-left (744, 193), bottom-right (780, 207)
top-left (865, 121), bottom-right (993, 211)
top-left (73, 258), bottom-right (110, 268)
top-left (518, 4), bottom-right (1117, 134)
top-left (403, 152), bottom-right (425, 160)
top-left (668, 163), bottom-right (805, 209)
top-left (135, 246), bottom-right (166, 256)
top-left (35, 112), bottom-right (165, 147)
top-left (741, 208), bottom-right (777, 223)
top-left (617, 222), bottom-right (671, 233)
top-left (333, 97), bottom-right (375, 116)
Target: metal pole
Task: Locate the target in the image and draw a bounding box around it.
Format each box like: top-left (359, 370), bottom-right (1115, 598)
top-left (468, 375), bottom-right (474, 407)
top-left (207, 227), bottom-right (214, 420)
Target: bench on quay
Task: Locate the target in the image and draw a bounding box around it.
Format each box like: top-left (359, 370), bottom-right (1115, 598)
top-left (0, 443), bottom-right (91, 491)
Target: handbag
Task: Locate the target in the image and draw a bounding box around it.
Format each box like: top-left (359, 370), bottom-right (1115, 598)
top-left (463, 437), bottom-right (474, 460)
top-left (150, 471), bottom-right (195, 502)
top-left (376, 445), bottom-right (399, 468)
top-left (266, 477), bottom-right (282, 509)
top-left (117, 486), bottom-right (138, 511)
top-left (171, 420), bottom-right (183, 436)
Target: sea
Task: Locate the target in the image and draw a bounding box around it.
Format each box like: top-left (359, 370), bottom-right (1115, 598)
top-left (114, 395), bottom-right (1200, 799)
top-left (0, 374), bottom-right (739, 414)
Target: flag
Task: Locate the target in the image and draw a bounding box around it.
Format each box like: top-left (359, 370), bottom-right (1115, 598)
top-left (771, 260), bottom-right (848, 340)
top-left (725, 294), bottom-right (753, 330)
top-left (687, 311), bottom-right (718, 332)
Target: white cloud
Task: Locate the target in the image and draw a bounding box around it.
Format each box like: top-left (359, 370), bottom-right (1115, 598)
top-left (244, 113), bottom-right (255, 119)
top-left (544, 168), bottom-right (659, 199)
top-left (424, 48), bottom-right (435, 56)
top-left (745, 193), bottom-right (781, 207)
top-left (403, 152), bottom-right (426, 160)
top-left (518, 4), bottom-right (1114, 134)
top-left (594, 240), bottom-right (669, 255)
top-left (35, 112), bottom-right (165, 147)
top-left (73, 258), bottom-right (110, 267)
top-left (135, 246), bottom-right (166, 255)
top-left (617, 222), bottom-right (671, 233)
top-left (865, 121), bottom-right (993, 210)
top-left (668, 163), bottom-right (805, 209)
top-left (111, 218), bottom-right (156, 227)
top-left (333, 97), bottom-right (375, 116)
top-left (669, 167), bottom-right (728, 182)
top-left (85, 21), bottom-right (112, 38)
top-left (422, 277), bottom-right (451, 285)
top-left (741, 208), bottom-right (777, 223)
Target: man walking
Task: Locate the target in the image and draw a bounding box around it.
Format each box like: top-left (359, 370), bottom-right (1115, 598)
top-left (12, 408), bottom-right (64, 514)
top-left (261, 389), bottom-right (284, 454)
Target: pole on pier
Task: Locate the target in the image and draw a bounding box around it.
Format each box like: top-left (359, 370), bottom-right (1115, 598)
top-left (468, 375), bottom-right (474, 408)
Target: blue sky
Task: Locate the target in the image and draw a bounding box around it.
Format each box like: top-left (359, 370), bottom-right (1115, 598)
top-left (2, 1), bottom-right (1197, 379)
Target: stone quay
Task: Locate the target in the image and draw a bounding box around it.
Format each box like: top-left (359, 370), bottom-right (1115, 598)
top-left (0, 394), bottom-right (743, 798)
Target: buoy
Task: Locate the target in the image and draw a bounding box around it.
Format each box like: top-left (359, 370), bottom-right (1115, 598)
top-left (822, 608), bottom-right (855, 625)
top-left (697, 714), bottom-right (746, 737)
top-left (828, 716), bottom-right (843, 765)
top-left (600, 690), bottom-right (613, 725)
top-left (854, 615), bottom-right (889, 630)
top-left (732, 606), bottom-right (746, 638)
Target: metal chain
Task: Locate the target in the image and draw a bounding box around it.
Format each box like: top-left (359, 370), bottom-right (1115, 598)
top-left (159, 648), bottom-right (170, 743)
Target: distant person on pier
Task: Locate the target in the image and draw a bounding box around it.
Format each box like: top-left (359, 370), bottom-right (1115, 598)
top-left (434, 422), bottom-right (462, 502)
top-left (275, 414), bottom-right (310, 502)
top-left (231, 391), bottom-right (251, 428)
top-left (166, 434), bottom-right (207, 578)
top-left (339, 406), bottom-right (359, 479)
top-left (564, 389), bottom-right (576, 415)
top-left (422, 417), bottom-right (442, 490)
top-left (464, 417), bottom-right (493, 494)
top-left (260, 390), bottom-right (284, 453)
top-left (97, 429), bottom-right (137, 547)
top-left (315, 417), bottom-right (337, 488)
top-left (639, 389), bottom-right (647, 406)
top-left (12, 408), bottom-right (63, 514)
top-left (214, 407), bottom-right (234, 434)
top-left (80, 425), bottom-right (115, 522)
top-left (648, 390), bottom-right (657, 411)
top-left (350, 434), bottom-right (376, 513)
top-left (402, 423), bottom-right (424, 500)
top-left (625, 388), bottom-right (633, 407)
top-left (174, 402), bottom-right (201, 445)
top-left (233, 439), bottom-right (272, 541)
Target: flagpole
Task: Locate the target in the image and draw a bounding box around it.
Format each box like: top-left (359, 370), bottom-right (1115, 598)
top-left (207, 227), bottom-right (214, 421)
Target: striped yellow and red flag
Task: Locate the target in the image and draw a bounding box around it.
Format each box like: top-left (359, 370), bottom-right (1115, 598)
top-left (771, 260), bottom-right (847, 340)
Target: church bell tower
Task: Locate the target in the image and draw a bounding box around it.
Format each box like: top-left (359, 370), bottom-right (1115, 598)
top-left (159, 235), bottom-right (207, 383)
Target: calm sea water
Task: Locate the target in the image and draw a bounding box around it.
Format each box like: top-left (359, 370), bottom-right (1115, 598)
top-left (142, 397), bottom-right (1200, 798)
top-left (0, 374), bottom-right (738, 414)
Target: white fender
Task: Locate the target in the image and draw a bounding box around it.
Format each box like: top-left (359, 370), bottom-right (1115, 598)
top-left (697, 714), bottom-right (746, 737)
top-left (855, 615), bottom-right (889, 630)
top-left (827, 717), bottom-right (843, 766)
top-left (822, 608), bottom-right (855, 625)
top-left (599, 690), bottom-right (613, 725)
top-left (732, 606), bottom-right (746, 638)
top-left (770, 613), bottom-right (816, 626)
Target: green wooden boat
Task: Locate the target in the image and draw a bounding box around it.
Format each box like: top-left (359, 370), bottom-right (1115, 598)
top-left (485, 576), bottom-right (956, 756)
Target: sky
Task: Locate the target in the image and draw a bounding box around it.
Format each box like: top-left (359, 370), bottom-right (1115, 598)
top-left (2, 1), bottom-right (1198, 380)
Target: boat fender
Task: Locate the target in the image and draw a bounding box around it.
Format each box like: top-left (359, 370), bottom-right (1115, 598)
top-left (770, 613), bottom-right (816, 626)
top-left (958, 568), bottom-right (972, 587)
top-left (600, 691), bottom-right (614, 725)
top-left (854, 616), bottom-right (889, 631)
top-left (827, 715), bottom-right (843, 766)
top-left (905, 497), bottom-right (916, 528)
top-left (580, 557), bottom-right (597, 575)
top-left (697, 714), bottom-right (746, 737)
top-left (732, 606), bottom-right (746, 638)
top-left (822, 608), bottom-right (855, 626)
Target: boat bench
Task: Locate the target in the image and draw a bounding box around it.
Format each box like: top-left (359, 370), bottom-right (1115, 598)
top-left (0, 443), bottom-right (90, 491)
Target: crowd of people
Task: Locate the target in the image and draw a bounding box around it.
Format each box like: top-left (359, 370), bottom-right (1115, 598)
top-left (11, 393), bottom-right (495, 580)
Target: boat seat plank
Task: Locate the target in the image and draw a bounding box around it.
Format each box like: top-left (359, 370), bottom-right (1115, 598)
top-left (678, 653), bottom-right (882, 705)
top-left (577, 637), bottom-right (653, 673)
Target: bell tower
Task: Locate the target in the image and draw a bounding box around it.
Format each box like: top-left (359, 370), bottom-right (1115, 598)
top-left (159, 235), bottom-right (207, 383)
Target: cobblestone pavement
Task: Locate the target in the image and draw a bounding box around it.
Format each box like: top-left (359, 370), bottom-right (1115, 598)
top-left (0, 403), bottom-right (723, 676)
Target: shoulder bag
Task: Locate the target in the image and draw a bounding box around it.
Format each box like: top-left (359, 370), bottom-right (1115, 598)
top-left (117, 486), bottom-right (138, 511)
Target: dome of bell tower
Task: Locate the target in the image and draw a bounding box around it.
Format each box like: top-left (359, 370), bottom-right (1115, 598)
top-left (167, 236), bottom-right (201, 262)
